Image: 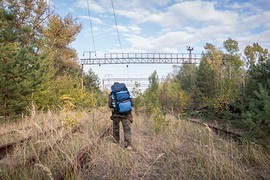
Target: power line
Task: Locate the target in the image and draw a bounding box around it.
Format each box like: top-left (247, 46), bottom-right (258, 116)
top-left (111, 0), bottom-right (123, 54)
top-left (86, 0), bottom-right (96, 54)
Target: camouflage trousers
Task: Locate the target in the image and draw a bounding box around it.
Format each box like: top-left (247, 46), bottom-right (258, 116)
top-left (112, 114), bottom-right (132, 147)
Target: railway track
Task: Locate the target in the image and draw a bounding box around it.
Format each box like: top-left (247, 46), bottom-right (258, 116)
top-left (0, 125), bottom-right (63, 160)
top-left (0, 127), bottom-right (31, 138)
top-left (15, 124), bottom-right (82, 167)
top-left (0, 125), bottom-right (83, 180)
top-left (185, 118), bottom-right (243, 141)
top-left (0, 121), bottom-right (46, 138)
top-left (54, 124), bottom-right (113, 180)
top-left (1, 114), bottom-right (245, 179)
top-left (0, 122), bottom-right (113, 179)
top-left (54, 117), bottom-right (245, 179)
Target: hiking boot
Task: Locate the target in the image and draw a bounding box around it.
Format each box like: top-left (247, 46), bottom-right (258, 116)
top-left (126, 145), bottom-right (132, 151)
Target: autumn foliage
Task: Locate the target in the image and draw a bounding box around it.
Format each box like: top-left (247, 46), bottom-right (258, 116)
top-left (0, 0), bottom-right (103, 121)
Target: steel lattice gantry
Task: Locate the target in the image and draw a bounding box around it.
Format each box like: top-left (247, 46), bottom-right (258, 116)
top-left (80, 53), bottom-right (201, 65)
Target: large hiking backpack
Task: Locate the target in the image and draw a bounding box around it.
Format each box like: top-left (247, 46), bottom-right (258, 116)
top-left (110, 82), bottom-right (132, 114)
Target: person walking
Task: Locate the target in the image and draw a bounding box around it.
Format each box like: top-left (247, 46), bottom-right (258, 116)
top-left (108, 82), bottom-right (133, 150)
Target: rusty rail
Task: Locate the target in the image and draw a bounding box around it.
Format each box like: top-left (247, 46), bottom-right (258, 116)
top-left (185, 118), bottom-right (243, 140)
top-left (0, 126), bottom-right (33, 138)
top-left (54, 124), bottom-right (113, 180)
top-left (0, 124), bottom-right (82, 178)
top-left (0, 125), bottom-right (63, 160)
top-left (0, 137), bottom-right (31, 159)
top-left (21, 125), bottom-right (82, 165)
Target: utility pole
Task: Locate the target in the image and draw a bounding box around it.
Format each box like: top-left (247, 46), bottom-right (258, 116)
top-left (104, 74), bottom-right (113, 90)
top-left (187, 46), bottom-right (194, 63)
top-left (81, 64), bottom-right (84, 92)
top-left (81, 51), bottom-right (96, 92)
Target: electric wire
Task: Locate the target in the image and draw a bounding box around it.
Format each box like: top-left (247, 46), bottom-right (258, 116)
top-left (111, 0), bottom-right (123, 54)
top-left (86, 0), bottom-right (96, 55)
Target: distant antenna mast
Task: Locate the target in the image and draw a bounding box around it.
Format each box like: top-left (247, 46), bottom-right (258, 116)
top-left (187, 46), bottom-right (194, 63)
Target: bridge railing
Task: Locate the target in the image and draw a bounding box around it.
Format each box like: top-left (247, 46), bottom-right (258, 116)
top-left (104, 53), bottom-right (201, 59)
top-left (80, 53), bottom-right (201, 65)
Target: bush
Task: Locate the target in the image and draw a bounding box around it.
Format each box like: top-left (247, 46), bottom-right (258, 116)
top-left (242, 81), bottom-right (270, 146)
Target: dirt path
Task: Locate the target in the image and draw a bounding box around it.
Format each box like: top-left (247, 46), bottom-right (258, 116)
top-left (114, 116), bottom-right (168, 179)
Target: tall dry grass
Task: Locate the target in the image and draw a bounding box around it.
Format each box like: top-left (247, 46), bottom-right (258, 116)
top-left (0, 108), bottom-right (269, 179)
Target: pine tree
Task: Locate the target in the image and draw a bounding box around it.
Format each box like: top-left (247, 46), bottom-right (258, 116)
top-left (244, 80), bottom-right (270, 143)
top-left (174, 64), bottom-right (197, 93)
top-left (0, 7), bottom-right (44, 119)
top-left (83, 69), bottom-right (100, 93)
top-left (244, 57), bottom-right (270, 100)
top-left (196, 56), bottom-right (216, 99)
top-left (241, 44), bottom-right (270, 143)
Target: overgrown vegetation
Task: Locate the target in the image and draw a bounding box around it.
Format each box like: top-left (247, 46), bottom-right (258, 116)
top-left (0, 110), bottom-right (269, 179)
top-left (0, 2), bottom-right (269, 178)
top-left (133, 39), bottom-right (269, 147)
top-left (1, 0), bottom-right (268, 145)
top-left (0, 0), bottom-right (105, 121)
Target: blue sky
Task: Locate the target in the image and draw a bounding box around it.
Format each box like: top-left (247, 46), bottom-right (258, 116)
top-left (50, 0), bottom-right (270, 82)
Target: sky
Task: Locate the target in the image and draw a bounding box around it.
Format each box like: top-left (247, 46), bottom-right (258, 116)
top-left (50, 0), bottom-right (270, 85)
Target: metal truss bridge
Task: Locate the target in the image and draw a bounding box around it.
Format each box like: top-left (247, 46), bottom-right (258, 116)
top-left (80, 53), bottom-right (201, 65)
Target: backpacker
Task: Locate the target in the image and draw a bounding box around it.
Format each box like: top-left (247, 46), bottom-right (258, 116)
top-left (110, 82), bottom-right (132, 114)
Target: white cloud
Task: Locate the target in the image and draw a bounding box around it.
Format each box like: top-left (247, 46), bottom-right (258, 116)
top-left (116, 8), bottom-right (152, 23)
top-left (76, 0), bottom-right (105, 13)
top-left (73, 0), bottom-right (270, 56)
top-left (143, 1), bottom-right (238, 28)
top-left (125, 35), bottom-right (155, 51)
top-left (78, 16), bottom-right (105, 25)
top-left (112, 0), bottom-right (170, 11)
top-left (231, 3), bottom-right (242, 9)
top-left (242, 11), bottom-right (270, 29)
top-left (237, 29), bottom-right (270, 51)
top-left (130, 0), bottom-right (169, 7)
top-left (68, 7), bottom-right (75, 12)
top-left (125, 31), bottom-right (197, 53)
top-left (117, 25), bottom-right (141, 34)
top-left (83, 26), bottom-right (101, 38)
top-left (119, 0), bottom-right (269, 53)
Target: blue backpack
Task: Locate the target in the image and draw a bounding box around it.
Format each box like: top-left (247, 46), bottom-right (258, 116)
top-left (110, 83), bottom-right (132, 114)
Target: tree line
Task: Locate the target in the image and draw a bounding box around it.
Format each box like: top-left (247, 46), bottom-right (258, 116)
top-left (133, 39), bottom-right (269, 145)
top-left (0, 0), bottom-right (102, 121)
